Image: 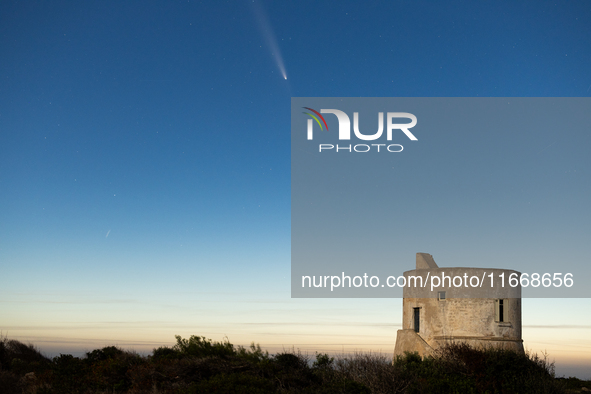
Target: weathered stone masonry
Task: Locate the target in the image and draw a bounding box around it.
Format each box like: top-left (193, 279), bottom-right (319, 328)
top-left (393, 253), bottom-right (524, 358)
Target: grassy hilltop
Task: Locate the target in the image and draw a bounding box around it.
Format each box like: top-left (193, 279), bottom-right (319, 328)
top-left (1, 334), bottom-right (589, 393)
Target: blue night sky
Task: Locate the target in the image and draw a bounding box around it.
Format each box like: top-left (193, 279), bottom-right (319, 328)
top-left (1, 0), bottom-right (591, 378)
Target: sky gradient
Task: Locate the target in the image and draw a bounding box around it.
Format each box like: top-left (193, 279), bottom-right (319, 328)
top-left (1, 0), bottom-right (590, 378)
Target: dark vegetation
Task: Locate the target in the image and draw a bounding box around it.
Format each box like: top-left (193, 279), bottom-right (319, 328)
top-left (0, 334), bottom-right (589, 393)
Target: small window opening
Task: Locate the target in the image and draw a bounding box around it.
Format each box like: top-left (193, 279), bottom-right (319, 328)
top-left (413, 307), bottom-right (420, 333)
top-left (495, 299), bottom-right (508, 323)
top-left (438, 291), bottom-right (446, 301)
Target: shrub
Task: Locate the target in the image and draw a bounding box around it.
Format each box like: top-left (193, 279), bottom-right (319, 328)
top-left (152, 345), bottom-right (180, 361)
top-left (0, 335), bottom-right (577, 393)
top-left (85, 345), bottom-right (125, 364)
top-left (0, 370), bottom-right (22, 394)
top-left (85, 346), bottom-right (143, 392)
top-left (52, 354), bottom-right (89, 393)
top-left (389, 343), bottom-right (566, 394)
top-left (313, 353), bottom-right (334, 369)
top-left (433, 343), bottom-right (562, 393)
top-left (0, 335), bottom-right (50, 373)
top-left (237, 342), bottom-right (270, 363)
top-left (191, 372), bottom-right (277, 393)
top-left (173, 335), bottom-right (236, 358)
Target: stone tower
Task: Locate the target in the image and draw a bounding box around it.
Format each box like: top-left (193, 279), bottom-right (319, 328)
top-left (393, 253), bottom-right (524, 358)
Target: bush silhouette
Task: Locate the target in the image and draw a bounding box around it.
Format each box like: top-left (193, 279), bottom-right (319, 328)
top-left (0, 335), bottom-right (585, 393)
top-left (172, 335), bottom-right (236, 358)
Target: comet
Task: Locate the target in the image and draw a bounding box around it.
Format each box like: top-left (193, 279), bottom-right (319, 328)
top-left (251, 0), bottom-right (287, 80)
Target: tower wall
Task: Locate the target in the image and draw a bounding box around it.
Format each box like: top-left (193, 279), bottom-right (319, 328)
top-left (394, 255), bottom-right (524, 358)
top-left (399, 297), bottom-right (523, 354)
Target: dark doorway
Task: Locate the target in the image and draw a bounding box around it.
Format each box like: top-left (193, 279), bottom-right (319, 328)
top-left (413, 308), bottom-right (420, 333)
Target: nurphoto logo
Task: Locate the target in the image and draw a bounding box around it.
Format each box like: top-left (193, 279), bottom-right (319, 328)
top-left (302, 107), bottom-right (418, 152)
